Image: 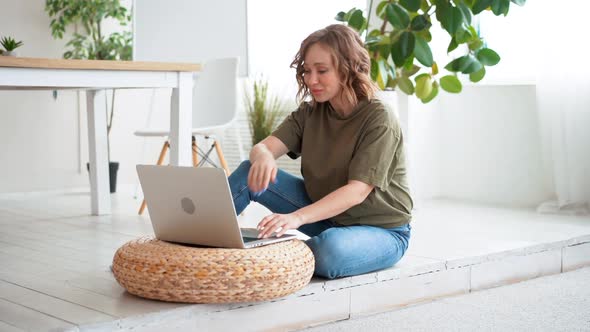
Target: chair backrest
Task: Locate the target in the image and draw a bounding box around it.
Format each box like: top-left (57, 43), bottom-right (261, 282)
top-left (192, 57), bottom-right (239, 130)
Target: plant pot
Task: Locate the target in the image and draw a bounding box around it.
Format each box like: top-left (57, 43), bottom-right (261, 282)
top-left (86, 161), bottom-right (120, 193)
top-left (2, 51), bottom-right (17, 57)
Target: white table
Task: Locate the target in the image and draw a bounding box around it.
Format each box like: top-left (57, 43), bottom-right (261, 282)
top-left (0, 57), bottom-right (201, 215)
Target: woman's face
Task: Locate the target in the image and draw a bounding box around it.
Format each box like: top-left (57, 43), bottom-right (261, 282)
top-left (303, 43), bottom-right (342, 104)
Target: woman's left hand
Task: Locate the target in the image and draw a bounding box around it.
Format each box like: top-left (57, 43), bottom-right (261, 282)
top-left (257, 213), bottom-right (304, 238)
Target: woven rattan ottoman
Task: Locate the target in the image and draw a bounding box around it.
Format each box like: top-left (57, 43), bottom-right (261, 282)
top-left (112, 237), bottom-right (315, 303)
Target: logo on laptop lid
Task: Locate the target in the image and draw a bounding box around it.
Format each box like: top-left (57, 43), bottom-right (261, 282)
top-left (181, 197), bottom-right (196, 214)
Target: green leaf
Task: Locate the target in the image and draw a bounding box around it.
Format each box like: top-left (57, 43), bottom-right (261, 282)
top-left (397, 76), bottom-right (415, 95)
top-left (421, 81), bottom-right (439, 103)
top-left (477, 48), bottom-right (501, 65)
top-left (457, 2), bottom-right (472, 25)
top-left (440, 7), bottom-right (463, 35)
top-left (378, 59), bottom-right (390, 82)
top-left (376, 1), bottom-right (389, 16)
top-left (491, 0), bottom-right (510, 16)
top-left (416, 29), bottom-right (432, 42)
top-left (447, 38), bottom-right (459, 53)
top-left (386, 3), bottom-right (410, 29)
top-left (468, 38), bottom-right (484, 51)
top-left (440, 75), bottom-right (462, 93)
top-left (469, 66), bottom-right (486, 82)
top-left (463, 58), bottom-right (483, 73)
top-left (400, 0), bottom-right (421, 12)
top-left (348, 9), bottom-right (366, 31)
top-left (415, 74), bottom-right (433, 99)
top-left (378, 43), bottom-right (391, 59)
top-left (414, 36), bottom-right (433, 67)
top-left (391, 31), bottom-right (415, 67)
top-left (370, 58), bottom-right (379, 82)
top-left (455, 26), bottom-right (472, 44)
top-left (472, 0), bottom-right (493, 14)
top-left (335, 11), bottom-right (347, 21)
top-left (402, 64), bottom-right (420, 77)
top-left (445, 55), bottom-right (480, 73)
top-left (410, 14), bottom-right (431, 31)
top-left (510, 0), bottom-right (526, 5)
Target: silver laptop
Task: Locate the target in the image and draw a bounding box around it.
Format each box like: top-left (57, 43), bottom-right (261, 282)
top-left (136, 165), bottom-right (296, 249)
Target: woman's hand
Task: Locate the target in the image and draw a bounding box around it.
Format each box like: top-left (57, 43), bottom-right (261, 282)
top-left (257, 213), bottom-right (304, 238)
top-left (247, 137), bottom-right (289, 195)
top-left (248, 148), bottom-right (278, 194)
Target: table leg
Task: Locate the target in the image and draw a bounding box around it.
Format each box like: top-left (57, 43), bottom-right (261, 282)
top-left (169, 72), bottom-right (193, 166)
top-left (86, 89), bottom-right (111, 215)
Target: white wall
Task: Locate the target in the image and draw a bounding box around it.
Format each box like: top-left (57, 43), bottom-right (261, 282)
top-left (407, 85), bottom-right (553, 207)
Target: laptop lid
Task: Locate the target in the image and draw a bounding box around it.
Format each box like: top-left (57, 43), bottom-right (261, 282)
top-left (137, 165), bottom-right (296, 249)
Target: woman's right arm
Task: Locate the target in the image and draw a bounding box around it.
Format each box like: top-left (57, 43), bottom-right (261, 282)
top-left (248, 136), bottom-right (289, 193)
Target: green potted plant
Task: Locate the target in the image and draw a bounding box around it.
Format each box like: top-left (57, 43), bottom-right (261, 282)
top-left (0, 36), bottom-right (24, 56)
top-left (244, 78), bottom-right (286, 146)
top-left (336, 0), bottom-right (526, 103)
top-left (45, 0), bottom-right (133, 193)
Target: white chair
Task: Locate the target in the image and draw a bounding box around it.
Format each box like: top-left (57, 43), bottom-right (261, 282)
top-left (135, 57), bottom-right (239, 215)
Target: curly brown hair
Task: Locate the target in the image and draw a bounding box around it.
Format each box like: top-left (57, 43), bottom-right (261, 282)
top-left (290, 24), bottom-right (378, 107)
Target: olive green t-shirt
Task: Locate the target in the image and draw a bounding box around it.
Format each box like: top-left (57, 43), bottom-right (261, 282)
top-left (272, 99), bottom-right (413, 228)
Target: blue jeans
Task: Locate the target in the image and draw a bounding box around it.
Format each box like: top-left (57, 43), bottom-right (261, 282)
top-left (228, 160), bottom-right (411, 279)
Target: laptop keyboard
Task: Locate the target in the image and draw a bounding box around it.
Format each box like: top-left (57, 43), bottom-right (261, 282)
top-left (242, 236), bottom-right (259, 243)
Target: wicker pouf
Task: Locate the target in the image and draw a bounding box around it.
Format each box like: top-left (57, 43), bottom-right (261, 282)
top-left (112, 237), bottom-right (315, 303)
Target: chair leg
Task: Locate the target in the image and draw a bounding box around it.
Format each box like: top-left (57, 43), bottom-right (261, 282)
top-left (192, 137), bottom-right (199, 167)
top-left (214, 140), bottom-right (230, 176)
top-left (139, 141), bottom-right (169, 215)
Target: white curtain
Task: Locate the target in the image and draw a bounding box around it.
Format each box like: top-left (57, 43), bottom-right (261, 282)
top-left (535, 0), bottom-right (590, 214)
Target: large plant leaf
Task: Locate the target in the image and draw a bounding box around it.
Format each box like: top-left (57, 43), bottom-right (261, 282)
top-left (457, 1), bottom-right (472, 25)
top-left (472, 0), bottom-right (494, 14)
top-left (415, 74), bottom-right (433, 99)
top-left (402, 64), bottom-right (420, 77)
top-left (477, 48), bottom-right (501, 65)
top-left (397, 76), bottom-right (415, 95)
top-left (491, 0), bottom-right (510, 16)
top-left (440, 75), bottom-right (462, 93)
top-left (421, 81), bottom-right (439, 103)
top-left (410, 14), bottom-right (431, 31)
top-left (440, 6), bottom-right (463, 35)
top-left (455, 26), bottom-right (473, 44)
top-left (370, 58), bottom-right (379, 82)
top-left (510, 0), bottom-right (526, 5)
top-left (469, 66), bottom-right (486, 82)
top-left (335, 11), bottom-right (347, 21)
top-left (378, 59), bottom-right (390, 83)
top-left (463, 58), bottom-right (483, 73)
top-left (414, 36), bottom-right (433, 67)
top-left (377, 1), bottom-right (389, 16)
top-left (445, 55), bottom-right (481, 73)
top-left (391, 31), bottom-right (415, 67)
top-left (386, 3), bottom-right (410, 29)
top-left (447, 37), bottom-right (459, 53)
top-left (348, 9), bottom-right (366, 32)
top-left (400, 0), bottom-right (421, 12)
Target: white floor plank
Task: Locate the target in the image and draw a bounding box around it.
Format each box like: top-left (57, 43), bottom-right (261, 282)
top-left (0, 262), bottom-right (186, 318)
top-left (0, 298), bottom-right (72, 332)
top-left (0, 280), bottom-right (115, 326)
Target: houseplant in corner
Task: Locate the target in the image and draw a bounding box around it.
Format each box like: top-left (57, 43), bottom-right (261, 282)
top-left (45, 0), bottom-right (133, 193)
top-left (244, 78), bottom-right (286, 146)
top-left (0, 36), bottom-right (24, 56)
top-left (336, 0), bottom-right (526, 103)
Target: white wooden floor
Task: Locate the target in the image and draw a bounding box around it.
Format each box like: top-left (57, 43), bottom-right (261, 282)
top-left (0, 187), bottom-right (589, 332)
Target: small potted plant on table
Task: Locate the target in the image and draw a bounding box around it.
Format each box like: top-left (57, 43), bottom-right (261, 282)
top-left (0, 36), bottom-right (24, 56)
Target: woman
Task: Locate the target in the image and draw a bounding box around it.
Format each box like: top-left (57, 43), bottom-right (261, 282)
top-left (229, 24), bottom-right (413, 279)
